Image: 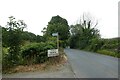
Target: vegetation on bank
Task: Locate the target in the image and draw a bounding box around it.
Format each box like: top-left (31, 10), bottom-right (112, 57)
top-left (96, 38), bottom-right (120, 58)
top-left (3, 47), bottom-right (66, 74)
top-left (69, 14), bottom-right (119, 58)
top-left (97, 49), bottom-right (117, 57)
top-left (2, 16), bottom-right (69, 73)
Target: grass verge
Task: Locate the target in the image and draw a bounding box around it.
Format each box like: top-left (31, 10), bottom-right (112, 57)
top-left (96, 49), bottom-right (119, 58)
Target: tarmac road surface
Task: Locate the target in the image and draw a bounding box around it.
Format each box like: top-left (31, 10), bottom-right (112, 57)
top-left (64, 49), bottom-right (118, 78)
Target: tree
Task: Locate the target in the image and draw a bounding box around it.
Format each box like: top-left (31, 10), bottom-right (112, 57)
top-left (41, 27), bottom-right (47, 35)
top-left (36, 35), bottom-right (45, 42)
top-left (44, 15), bottom-right (70, 47)
top-left (21, 31), bottom-right (36, 42)
top-left (2, 27), bottom-right (8, 47)
top-left (69, 24), bottom-right (83, 48)
top-left (69, 14), bottom-right (100, 49)
top-left (3, 16), bottom-right (26, 66)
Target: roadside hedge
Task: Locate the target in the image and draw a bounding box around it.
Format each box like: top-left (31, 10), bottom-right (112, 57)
top-left (2, 41), bottom-right (57, 73)
top-left (20, 42), bottom-right (56, 65)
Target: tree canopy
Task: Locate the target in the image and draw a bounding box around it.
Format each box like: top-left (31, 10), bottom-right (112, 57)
top-left (44, 15), bottom-right (70, 47)
top-left (69, 15), bottom-right (100, 49)
top-left (2, 16), bottom-right (27, 67)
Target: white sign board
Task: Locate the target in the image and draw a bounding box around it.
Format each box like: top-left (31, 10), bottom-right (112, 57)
top-left (52, 33), bottom-right (58, 36)
top-left (48, 49), bottom-right (59, 57)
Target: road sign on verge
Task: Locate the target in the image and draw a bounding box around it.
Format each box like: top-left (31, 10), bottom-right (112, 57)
top-left (48, 49), bottom-right (59, 57)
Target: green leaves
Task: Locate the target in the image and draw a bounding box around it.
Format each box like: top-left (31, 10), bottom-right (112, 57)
top-left (2, 16), bottom-right (27, 70)
top-left (7, 16), bottom-right (26, 31)
top-left (45, 15), bottom-right (69, 47)
top-left (20, 42), bottom-right (56, 64)
top-left (69, 18), bottom-right (100, 49)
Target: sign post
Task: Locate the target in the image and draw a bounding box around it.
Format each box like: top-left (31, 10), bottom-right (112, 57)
top-left (47, 32), bottom-right (59, 57)
top-left (52, 32), bottom-right (59, 50)
top-left (57, 33), bottom-right (59, 50)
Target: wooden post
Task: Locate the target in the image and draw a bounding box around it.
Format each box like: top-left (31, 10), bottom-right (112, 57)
top-left (57, 32), bottom-right (59, 50)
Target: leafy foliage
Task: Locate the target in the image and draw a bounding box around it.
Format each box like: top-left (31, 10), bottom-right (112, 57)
top-left (21, 31), bottom-right (36, 42)
top-left (102, 38), bottom-right (119, 49)
top-left (69, 20), bottom-right (100, 49)
top-left (69, 18), bottom-right (119, 57)
top-left (20, 42), bottom-right (56, 65)
top-left (86, 38), bottom-right (104, 51)
top-left (44, 15), bottom-right (70, 47)
top-left (2, 16), bottom-right (26, 70)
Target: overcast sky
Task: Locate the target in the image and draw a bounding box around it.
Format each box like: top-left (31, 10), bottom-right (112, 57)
top-left (0, 0), bottom-right (119, 38)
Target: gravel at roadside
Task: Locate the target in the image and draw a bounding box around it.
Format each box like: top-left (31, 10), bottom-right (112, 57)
top-left (2, 55), bottom-right (74, 78)
top-left (3, 56), bottom-right (75, 78)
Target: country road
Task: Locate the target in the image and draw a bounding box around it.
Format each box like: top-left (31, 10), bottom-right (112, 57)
top-left (64, 49), bottom-right (118, 78)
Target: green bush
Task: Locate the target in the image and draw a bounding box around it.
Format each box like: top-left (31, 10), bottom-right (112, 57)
top-left (20, 42), bottom-right (56, 65)
top-left (97, 50), bottom-right (118, 57)
top-left (85, 38), bottom-right (104, 52)
top-left (45, 41), bottom-right (56, 49)
top-left (2, 47), bottom-right (14, 71)
top-left (102, 44), bottom-right (117, 49)
top-left (3, 41), bottom-right (56, 71)
top-left (102, 38), bottom-right (118, 49)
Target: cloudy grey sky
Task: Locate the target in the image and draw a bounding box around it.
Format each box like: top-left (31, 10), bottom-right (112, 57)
top-left (0, 0), bottom-right (119, 38)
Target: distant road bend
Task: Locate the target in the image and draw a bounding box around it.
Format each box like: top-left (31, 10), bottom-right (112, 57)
top-left (64, 49), bottom-right (118, 78)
